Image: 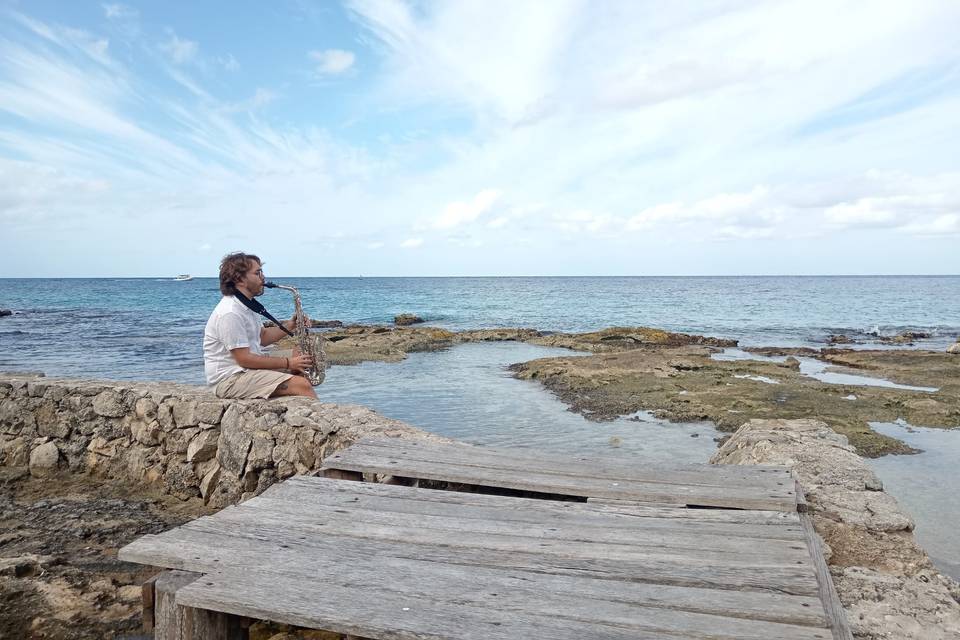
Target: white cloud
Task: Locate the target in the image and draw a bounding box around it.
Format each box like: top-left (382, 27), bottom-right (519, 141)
top-left (553, 210), bottom-right (617, 235)
top-left (433, 189), bottom-right (501, 229)
top-left (626, 187), bottom-right (774, 231)
top-left (400, 237), bottom-right (423, 248)
top-left (160, 33), bottom-right (198, 65)
top-left (824, 199), bottom-right (898, 228)
top-left (899, 214), bottom-right (960, 237)
top-left (103, 4), bottom-right (137, 20)
top-left (309, 49), bottom-right (356, 75)
top-left (219, 54), bottom-right (240, 72)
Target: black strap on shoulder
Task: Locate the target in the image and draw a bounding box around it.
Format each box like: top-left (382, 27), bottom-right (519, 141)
top-left (233, 291), bottom-right (294, 337)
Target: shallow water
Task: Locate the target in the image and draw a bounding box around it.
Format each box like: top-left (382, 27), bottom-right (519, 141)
top-left (867, 421), bottom-right (960, 581)
top-left (318, 342), bottom-right (721, 463)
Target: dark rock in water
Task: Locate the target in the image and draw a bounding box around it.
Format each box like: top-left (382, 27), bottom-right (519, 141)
top-left (394, 314), bottom-right (424, 326)
top-left (880, 331), bottom-right (931, 345)
top-left (828, 334), bottom-right (854, 344)
top-left (0, 309), bottom-right (12, 317)
top-left (310, 319), bottom-right (343, 328)
top-left (263, 319), bottom-right (343, 329)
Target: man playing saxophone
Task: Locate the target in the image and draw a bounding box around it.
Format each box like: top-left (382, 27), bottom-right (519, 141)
top-left (203, 252), bottom-right (317, 399)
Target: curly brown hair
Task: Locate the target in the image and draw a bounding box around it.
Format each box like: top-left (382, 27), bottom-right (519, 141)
top-left (219, 252), bottom-right (261, 295)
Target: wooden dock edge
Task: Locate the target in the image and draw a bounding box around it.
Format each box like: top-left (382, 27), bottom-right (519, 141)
top-left (799, 514), bottom-right (853, 640)
top-left (149, 570), bottom-right (247, 640)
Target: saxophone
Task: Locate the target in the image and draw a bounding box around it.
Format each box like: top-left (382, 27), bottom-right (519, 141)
top-left (264, 282), bottom-right (326, 386)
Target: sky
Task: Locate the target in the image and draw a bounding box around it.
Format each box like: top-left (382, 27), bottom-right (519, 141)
top-left (1, 0), bottom-right (959, 277)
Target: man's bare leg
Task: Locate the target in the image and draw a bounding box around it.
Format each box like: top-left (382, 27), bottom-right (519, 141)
top-left (270, 375), bottom-right (317, 399)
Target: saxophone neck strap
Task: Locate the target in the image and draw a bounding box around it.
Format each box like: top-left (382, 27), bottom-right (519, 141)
top-left (233, 291), bottom-right (294, 337)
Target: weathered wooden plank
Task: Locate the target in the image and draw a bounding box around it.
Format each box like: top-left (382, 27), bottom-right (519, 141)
top-left (232, 495), bottom-right (811, 559)
top-left (154, 570), bottom-right (245, 640)
top-left (287, 474), bottom-right (802, 526)
top-left (800, 514), bottom-right (854, 640)
top-left (321, 452), bottom-right (797, 510)
top-left (262, 479), bottom-right (806, 541)
top-left (189, 504), bottom-right (812, 567)
top-left (331, 440), bottom-right (795, 490)
top-left (176, 567), bottom-right (832, 640)
top-left (342, 438), bottom-right (793, 486)
top-left (326, 440), bottom-right (793, 494)
top-left (121, 520), bottom-right (820, 596)
top-left (123, 527), bottom-right (826, 627)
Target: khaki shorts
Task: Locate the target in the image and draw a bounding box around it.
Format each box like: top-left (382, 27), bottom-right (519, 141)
top-left (214, 370), bottom-right (294, 399)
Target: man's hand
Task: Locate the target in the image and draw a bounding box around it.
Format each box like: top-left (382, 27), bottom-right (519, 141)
top-left (288, 353), bottom-right (313, 374)
top-left (285, 314), bottom-right (310, 332)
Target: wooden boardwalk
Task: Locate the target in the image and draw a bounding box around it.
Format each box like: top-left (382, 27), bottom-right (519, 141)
top-left (119, 438), bottom-right (851, 639)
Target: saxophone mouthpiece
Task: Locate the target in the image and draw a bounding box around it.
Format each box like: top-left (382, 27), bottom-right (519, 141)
top-left (263, 281), bottom-right (278, 288)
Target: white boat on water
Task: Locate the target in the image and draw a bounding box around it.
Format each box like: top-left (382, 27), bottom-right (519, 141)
top-left (174, 274), bottom-right (193, 281)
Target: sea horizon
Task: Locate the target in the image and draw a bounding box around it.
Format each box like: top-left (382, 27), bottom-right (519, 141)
top-left (3, 273), bottom-right (960, 279)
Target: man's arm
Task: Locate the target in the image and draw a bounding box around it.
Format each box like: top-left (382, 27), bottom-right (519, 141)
top-left (261, 320), bottom-right (295, 347)
top-left (261, 313), bottom-right (311, 346)
top-left (231, 347), bottom-right (312, 373)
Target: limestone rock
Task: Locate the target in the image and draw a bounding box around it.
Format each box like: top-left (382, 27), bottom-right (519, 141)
top-left (186, 429), bottom-right (220, 463)
top-left (163, 461), bottom-right (200, 498)
top-left (172, 400), bottom-right (199, 427)
top-left (125, 445), bottom-right (158, 479)
top-left (948, 342), bottom-right (960, 355)
top-left (134, 397), bottom-right (157, 421)
top-left (36, 404), bottom-right (73, 439)
top-left (834, 567), bottom-right (960, 639)
top-left (29, 441), bottom-right (61, 477)
top-left (1, 436), bottom-right (30, 466)
top-left (246, 431), bottom-right (275, 472)
top-left (394, 313), bottom-right (424, 326)
top-left (157, 401), bottom-right (175, 430)
top-left (0, 398), bottom-right (35, 432)
top-left (131, 419), bottom-right (161, 446)
top-left (26, 381), bottom-right (48, 397)
top-left (200, 463), bottom-right (221, 501)
top-left (92, 390), bottom-right (125, 417)
top-left (218, 420), bottom-right (252, 478)
top-left (86, 436), bottom-right (127, 458)
top-left (196, 401), bottom-right (226, 424)
top-left (814, 490), bottom-right (914, 532)
top-left (284, 406), bottom-right (323, 430)
top-left (161, 427), bottom-right (199, 455)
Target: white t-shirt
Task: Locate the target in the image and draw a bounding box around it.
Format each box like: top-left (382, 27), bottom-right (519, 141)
top-left (203, 295), bottom-right (266, 386)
